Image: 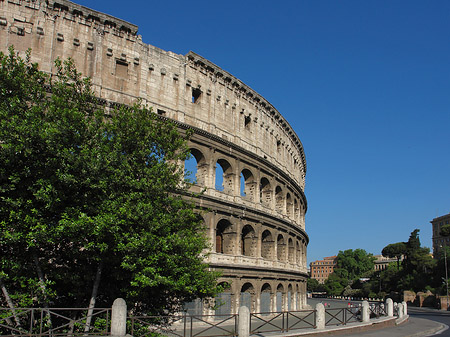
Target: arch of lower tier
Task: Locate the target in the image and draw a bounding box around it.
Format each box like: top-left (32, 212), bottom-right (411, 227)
top-left (184, 277), bottom-right (308, 315)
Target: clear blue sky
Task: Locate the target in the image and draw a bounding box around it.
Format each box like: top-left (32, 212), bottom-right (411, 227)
top-left (75, 0), bottom-right (450, 264)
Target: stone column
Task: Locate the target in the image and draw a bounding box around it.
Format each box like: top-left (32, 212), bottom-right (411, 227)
top-left (255, 292), bottom-right (261, 313)
top-left (271, 292), bottom-right (277, 313)
top-left (111, 298), bottom-right (127, 337)
top-left (386, 298), bottom-right (394, 317)
top-left (238, 306), bottom-right (250, 337)
top-left (256, 227), bottom-right (262, 258)
top-left (361, 301), bottom-right (370, 323)
top-left (315, 302), bottom-right (325, 330)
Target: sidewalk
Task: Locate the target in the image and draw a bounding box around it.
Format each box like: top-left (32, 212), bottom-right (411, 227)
top-left (252, 315), bottom-right (445, 337)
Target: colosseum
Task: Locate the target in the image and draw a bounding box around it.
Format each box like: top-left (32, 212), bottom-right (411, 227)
top-left (0, 0), bottom-right (309, 315)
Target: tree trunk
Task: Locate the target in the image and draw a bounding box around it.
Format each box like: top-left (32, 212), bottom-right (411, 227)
top-left (33, 254), bottom-right (52, 327)
top-left (84, 262), bottom-right (103, 333)
top-left (0, 278), bottom-right (21, 326)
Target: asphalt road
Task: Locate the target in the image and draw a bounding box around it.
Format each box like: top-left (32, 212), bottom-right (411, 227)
top-left (408, 306), bottom-right (450, 336)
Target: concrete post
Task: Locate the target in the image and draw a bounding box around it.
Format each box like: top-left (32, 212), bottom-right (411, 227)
top-left (386, 298), bottom-right (394, 317)
top-left (315, 303), bottom-right (325, 330)
top-left (361, 301), bottom-right (370, 323)
top-left (397, 302), bottom-right (403, 318)
top-left (111, 298), bottom-right (127, 337)
top-left (402, 301), bottom-right (408, 316)
top-left (238, 306), bottom-right (250, 337)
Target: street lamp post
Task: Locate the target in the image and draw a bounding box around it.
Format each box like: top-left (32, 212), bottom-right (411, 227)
top-left (445, 246), bottom-right (449, 310)
top-left (440, 244), bottom-right (449, 310)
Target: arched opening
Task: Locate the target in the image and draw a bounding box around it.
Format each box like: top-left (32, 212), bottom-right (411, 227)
top-left (216, 219), bottom-right (234, 254)
top-left (275, 186), bottom-right (284, 213)
top-left (260, 177), bottom-right (272, 206)
top-left (240, 169), bottom-right (255, 201)
top-left (286, 193), bottom-right (293, 217)
top-left (277, 234), bottom-right (286, 261)
top-left (241, 282), bottom-right (255, 312)
top-left (215, 159), bottom-right (233, 194)
top-left (296, 240), bottom-right (301, 266)
top-left (288, 238), bottom-right (295, 264)
top-left (260, 283), bottom-right (272, 313)
top-left (301, 240), bottom-right (306, 266)
top-left (215, 282), bottom-right (232, 315)
top-left (261, 230), bottom-right (274, 260)
top-left (185, 148), bottom-right (207, 185)
top-left (241, 225), bottom-right (257, 257)
top-left (294, 199), bottom-right (300, 222)
top-left (276, 284), bottom-right (284, 312)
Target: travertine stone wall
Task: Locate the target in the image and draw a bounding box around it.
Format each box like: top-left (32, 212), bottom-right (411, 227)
top-left (0, 0), bottom-right (309, 314)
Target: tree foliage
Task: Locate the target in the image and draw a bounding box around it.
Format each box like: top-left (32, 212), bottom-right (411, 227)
top-left (0, 47), bottom-right (221, 315)
top-left (440, 224), bottom-right (450, 237)
top-left (335, 249), bottom-right (375, 281)
top-left (382, 242), bottom-right (406, 271)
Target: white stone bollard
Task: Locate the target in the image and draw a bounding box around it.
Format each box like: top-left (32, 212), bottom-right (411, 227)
top-left (362, 301), bottom-right (370, 323)
top-left (402, 301), bottom-right (408, 316)
top-left (397, 302), bottom-right (403, 318)
top-left (111, 298), bottom-right (127, 337)
top-left (315, 303), bottom-right (325, 330)
top-left (386, 298), bottom-right (394, 317)
top-left (238, 306), bottom-right (250, 337)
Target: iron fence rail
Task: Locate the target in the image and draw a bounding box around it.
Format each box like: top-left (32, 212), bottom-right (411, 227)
top-left (0, 303), bottom-right (393, 337)
top-left (250, 309), bottom-right (316, 334)
top-left (0, 307), bottom-right (110, 336)
top-left (325, 306), bottom-right (361, 326)
top-left (129, 313), bottom-right (238, 337)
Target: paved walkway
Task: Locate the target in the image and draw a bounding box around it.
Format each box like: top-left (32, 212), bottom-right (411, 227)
top-left (252, 315), bottom-right (445, 337)
top-left (346, 317), bottom-right (445, 337)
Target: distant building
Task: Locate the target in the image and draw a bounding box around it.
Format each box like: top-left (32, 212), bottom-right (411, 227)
top-left (431, 212), bottom-right (450, 256)
top-left (373, 254), bottom-right (398, 271)
top-left (310, 256), bottom-right (337, 284)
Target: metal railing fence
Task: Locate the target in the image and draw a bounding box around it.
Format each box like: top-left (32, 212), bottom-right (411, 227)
top-left (325, 306), bottom-right (361, 326)
top-left (0, 307), bottom-right (110, 336)
top-left (250, 309), bottom-right (316, 334)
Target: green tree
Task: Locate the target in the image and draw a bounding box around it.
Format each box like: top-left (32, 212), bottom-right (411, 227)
top-left (323, 273), bottom-right (346, 296)
top-left (382, 242), bottom-right (406, 271)
top-left (307, 278), bottom-right (324, 293)
top-left (336, 249), bottom-right (375, 281)
top-left (440, 224), bottom-right (450, 237)
top-left (402, 229), bottom-right (435, 292)
top-left (0, 47), bottom-right (221, 316)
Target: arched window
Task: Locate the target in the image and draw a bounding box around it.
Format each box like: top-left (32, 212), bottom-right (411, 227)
top-left (260, 177), bottom-right (272, 206)
top-left (216, 219), bottom-right (234, 254)
top-left (185, 148), bottom-right (207, 186)
top-left (288, 238), bottom-right (295, 264)
top-left (261, 230), bottom-right (274, 260)
top-left (215, 282), bottom-right (232, 315)
top-left (241, 283), bottom-right (255, 312)
top-left (277, 234), bottom-right (286, 261)
top-left (260, 283), bottom-right (272, 313)
top-left (286, 193), bottom-right (292, 217)
top-left (240, 169), bottom-right (255, 200)
top-left (241, 225), bottom-right (256, 257)
top-left (276, 284), bottom-right (284, 312)
top-left (215, 159), bottom-right (233, 194)
top-left (275, 186), bottom-right (284, 213)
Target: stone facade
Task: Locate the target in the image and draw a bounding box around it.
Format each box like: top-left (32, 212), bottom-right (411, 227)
top-left (0, 0), bottom-right (309, 314)
top-left (431, 212), bottom-right (450, 256)
top-left (310, 256), bottom-right (337, 284)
